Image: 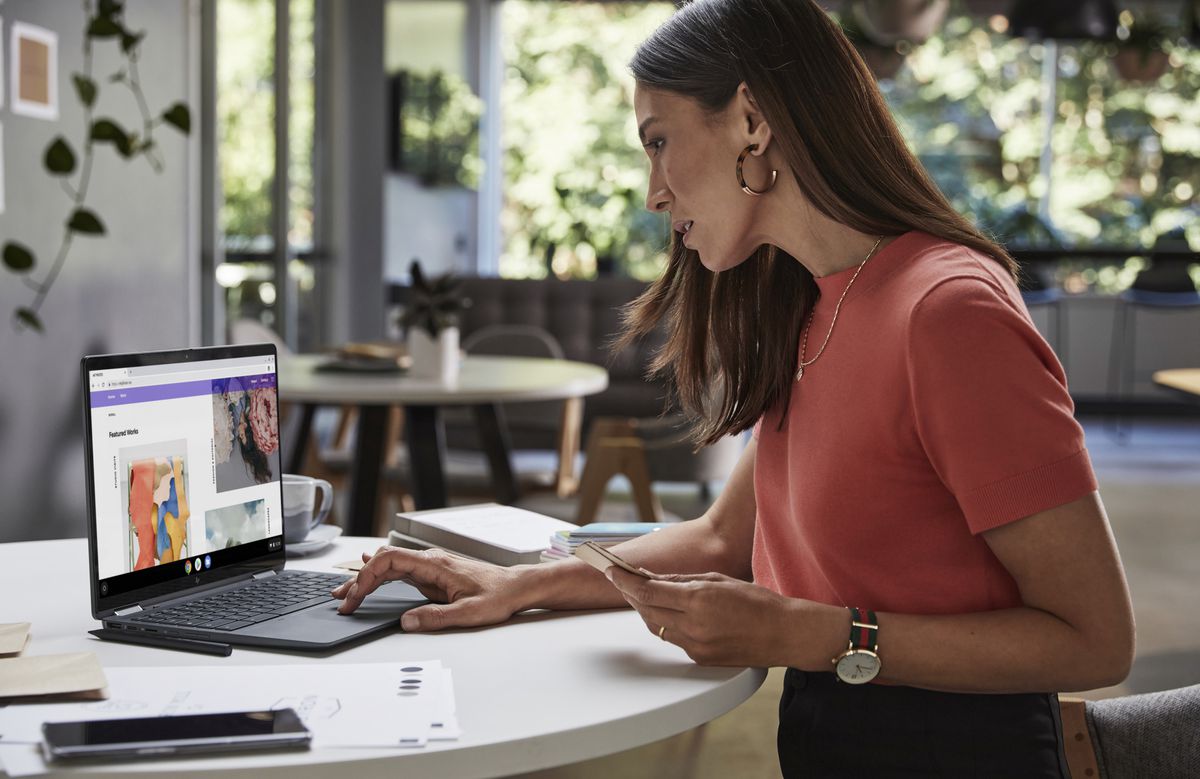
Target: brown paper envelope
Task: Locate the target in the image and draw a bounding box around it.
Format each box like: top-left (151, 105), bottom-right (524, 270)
top-left (0, 623), bottom-right (31, 655)
top-left (0, 652), bottom-right (109, 702)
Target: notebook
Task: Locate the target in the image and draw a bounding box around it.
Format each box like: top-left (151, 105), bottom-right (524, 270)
top-left (81, 344), bottom-right (427, 652)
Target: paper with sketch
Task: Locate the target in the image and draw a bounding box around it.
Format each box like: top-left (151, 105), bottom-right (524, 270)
top-left (0, 661), bottom-right (447, 750)
top-left (0, 624), bottom-right (30, 656)
top-left (0, 653), bottom-right (107, 702)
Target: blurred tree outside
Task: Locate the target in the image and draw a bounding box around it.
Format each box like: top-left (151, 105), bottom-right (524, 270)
top-left (216, 0), bottom-right (317, 344)
top-left (858, 5), bottom-right (1199, 294)
top-left (500, 0), bottom-right (674, 280)
top-left (218, 0), bottom-right (275, 252)
top-left (498, 1), bottom-right (1197, 292)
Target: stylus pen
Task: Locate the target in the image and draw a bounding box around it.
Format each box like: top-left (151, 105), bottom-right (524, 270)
top-left (89, 628), bottom-right (232, 657)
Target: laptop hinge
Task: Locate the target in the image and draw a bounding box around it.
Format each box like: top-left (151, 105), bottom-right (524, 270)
top-left (114, 605), bottom-right (143, 616)
top-left (252, 570), bottom-right (276, 580)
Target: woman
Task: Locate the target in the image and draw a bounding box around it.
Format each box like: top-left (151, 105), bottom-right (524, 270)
top-left (334, 1), bottom-right (1135, 775)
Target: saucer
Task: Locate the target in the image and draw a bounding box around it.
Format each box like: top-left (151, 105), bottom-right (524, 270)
top-left (286, 524), bottom-right (343, 557)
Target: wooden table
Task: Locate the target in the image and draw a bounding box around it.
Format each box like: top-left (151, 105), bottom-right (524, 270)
top-left (277, 355), bottom-right (608, 535)
top-left (1153, 369), bottom-right (1200, 400)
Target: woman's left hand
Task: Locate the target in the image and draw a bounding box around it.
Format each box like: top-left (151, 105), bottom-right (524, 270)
top-left (605, 568), bottom-right (843, 669)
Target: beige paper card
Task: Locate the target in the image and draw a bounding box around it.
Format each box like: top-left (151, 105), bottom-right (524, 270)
top-left (0, 622), bottom-right (30, 655)
top-left (573, 541), bottom-right (656, 579)
top-left (333, 559), bottom-right (366, 571)
top-left (0, 652), bottom-right (108, 702)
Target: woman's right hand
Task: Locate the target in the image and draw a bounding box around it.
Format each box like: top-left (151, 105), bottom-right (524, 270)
top-left (331, 546), bottom-right (526, 631)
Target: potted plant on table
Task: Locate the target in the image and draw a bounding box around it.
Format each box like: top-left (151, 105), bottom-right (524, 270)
top-left (398, 260), bottom-right (470, 382)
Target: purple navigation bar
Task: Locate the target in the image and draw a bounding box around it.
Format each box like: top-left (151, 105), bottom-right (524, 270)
top-left (90, 373), bottom-right (277, 409)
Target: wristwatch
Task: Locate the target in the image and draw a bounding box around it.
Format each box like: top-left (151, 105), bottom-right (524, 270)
top-left (832, 607), bottom-right (881, 684)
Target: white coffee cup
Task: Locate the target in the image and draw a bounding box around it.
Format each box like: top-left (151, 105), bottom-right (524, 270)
top-left (282, 473), bottom-right (333, 544)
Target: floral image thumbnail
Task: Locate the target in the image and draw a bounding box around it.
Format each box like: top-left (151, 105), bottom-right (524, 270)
top-left (212, 377), bottom-right (277, 491)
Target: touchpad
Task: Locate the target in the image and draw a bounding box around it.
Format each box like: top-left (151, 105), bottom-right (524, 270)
top-left (371, 580), bottom-right (427, 603)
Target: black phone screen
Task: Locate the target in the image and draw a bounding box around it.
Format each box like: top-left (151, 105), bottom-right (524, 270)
top-left (43, 709), bottom-right (309, 759)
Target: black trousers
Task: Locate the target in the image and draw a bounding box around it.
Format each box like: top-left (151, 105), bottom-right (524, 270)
top-left (777, 669), bottom-right (1070, 778)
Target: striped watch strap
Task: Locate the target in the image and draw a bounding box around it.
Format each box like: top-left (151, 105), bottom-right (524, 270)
top-left (848, 607), bottom-right (878, 652)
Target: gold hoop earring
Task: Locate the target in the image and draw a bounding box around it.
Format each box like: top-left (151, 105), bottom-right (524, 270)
top-left (736, 144), bottom-right (777, 196)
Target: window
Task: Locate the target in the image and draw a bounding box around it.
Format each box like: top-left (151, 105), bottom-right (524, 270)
top-left (872, 11), bottom-right (1199, 293)
top-left (215, 0), bottom-right (319, 347)
top-left (498, 1), bottom-right (674, 280)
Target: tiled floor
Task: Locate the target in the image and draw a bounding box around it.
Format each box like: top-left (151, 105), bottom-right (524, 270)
top-left (510, 416), bottom-right (1200, 778)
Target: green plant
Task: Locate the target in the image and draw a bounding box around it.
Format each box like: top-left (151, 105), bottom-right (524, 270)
top-left (398, 260), bottom-right (470, 338)
top-left (394, 70), bottom-right (482, 189)
top-left (1, 0), bottom-right (191, 332)
top-left (500, 1), bottom-right (673, 280)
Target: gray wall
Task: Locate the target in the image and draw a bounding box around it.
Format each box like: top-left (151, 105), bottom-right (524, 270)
top-left (0, 0), bottom-right (197, 541)
top-left (324, 0), bottom-right (386, 344)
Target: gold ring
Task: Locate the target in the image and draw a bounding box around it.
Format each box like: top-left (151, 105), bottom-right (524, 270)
top-left (658, 625), bottom-right (667, 641)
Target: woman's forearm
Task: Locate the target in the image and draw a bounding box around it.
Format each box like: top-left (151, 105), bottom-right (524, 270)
top-left (511, 512), bottom-right (750, 612)
top-left (871, 607), bottom-right (1132, 693)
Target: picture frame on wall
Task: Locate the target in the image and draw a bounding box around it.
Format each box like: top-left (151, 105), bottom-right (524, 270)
top-left (11, 21), bottom-right (57, 121)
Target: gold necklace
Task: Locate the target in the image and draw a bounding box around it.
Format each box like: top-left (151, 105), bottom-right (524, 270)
top-left (794, 236), bottom-right (885, 382)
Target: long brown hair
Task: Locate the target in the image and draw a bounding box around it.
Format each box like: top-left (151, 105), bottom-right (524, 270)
top-left (621, 0), bottom-right (1016, 446)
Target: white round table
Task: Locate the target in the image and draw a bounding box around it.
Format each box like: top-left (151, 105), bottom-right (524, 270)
top-left (276, 355), bottom-right (609, 534)
top-left (0, 538), bottom-right (766, 778)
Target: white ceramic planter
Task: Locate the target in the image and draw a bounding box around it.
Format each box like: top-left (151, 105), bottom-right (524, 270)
top-left (408, 326), bottom-right (460, 383)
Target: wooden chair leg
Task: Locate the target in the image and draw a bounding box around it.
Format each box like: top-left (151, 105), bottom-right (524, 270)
top-left (575, 422), bottom-right (623, 526)
top-left (371, 406), bottom-right (413, 537)
top-left (384, 406), bottom-right (406, 469)
top-left (373, 478), bottom-right (416, 537)
top-left (556, 397), bottom-right (584, 498)
top-left (574, 418), bottom-right (660, 525)
top-left (623, 442), bottom-right (663, 523)
top-left (333, 407), bottom-right (358, 451)
top-left (1059, 697), bottom-right (1101, 778)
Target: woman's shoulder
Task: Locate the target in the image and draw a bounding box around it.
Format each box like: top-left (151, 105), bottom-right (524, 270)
top-left (886, 232), bottom-right (1021, 311)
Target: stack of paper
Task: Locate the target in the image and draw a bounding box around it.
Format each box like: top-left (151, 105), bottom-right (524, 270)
top-left (0, 660), bottom-right (460, 776)
top-left (543, 522), bottom-right (676, 562)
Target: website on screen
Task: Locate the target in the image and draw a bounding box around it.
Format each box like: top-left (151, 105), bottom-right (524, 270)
top-left (88, 355), bottom-right (283, 582)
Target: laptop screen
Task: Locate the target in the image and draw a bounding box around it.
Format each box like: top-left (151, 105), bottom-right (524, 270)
top-left (83, 345), bottom-right (285, 609)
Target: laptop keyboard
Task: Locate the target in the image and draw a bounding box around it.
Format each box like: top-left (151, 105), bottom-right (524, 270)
top-left (125, 571), bottom-right (351, 632)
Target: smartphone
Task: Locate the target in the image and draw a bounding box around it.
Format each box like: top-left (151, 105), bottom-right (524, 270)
top-left (574, 540), bottom-right (657, 579)
top-left (41, 708), bottom-right (311, 762)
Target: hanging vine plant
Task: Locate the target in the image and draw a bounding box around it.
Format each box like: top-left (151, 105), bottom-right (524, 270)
top-left (2, 0), bottom-right (191, 333)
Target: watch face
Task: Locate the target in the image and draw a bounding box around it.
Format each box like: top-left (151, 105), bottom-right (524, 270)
top-left (835, 650), bottom-right (880, 684)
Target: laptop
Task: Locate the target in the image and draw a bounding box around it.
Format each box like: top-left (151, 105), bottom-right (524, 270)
top-left (82, 343), bottom-right (427, 652)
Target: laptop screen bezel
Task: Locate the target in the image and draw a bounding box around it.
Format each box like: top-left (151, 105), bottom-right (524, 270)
top-left (81, 344), bottom-right (287, 619)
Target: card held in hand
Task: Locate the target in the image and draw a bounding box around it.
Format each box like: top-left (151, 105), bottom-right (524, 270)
top-left (573, 541), bottom-right (657, 579)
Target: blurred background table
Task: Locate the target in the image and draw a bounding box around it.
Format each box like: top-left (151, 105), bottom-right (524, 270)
top-left (1153, 369), bottom-right (1200, 402)
top-left (277, 354), bottom-right (608, 536)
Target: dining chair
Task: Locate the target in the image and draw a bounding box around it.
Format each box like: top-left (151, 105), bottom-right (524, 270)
top-left (1060, 685), bottom-right (1200, 778)
top-left (1106, 265), bottom-right (1200, 440)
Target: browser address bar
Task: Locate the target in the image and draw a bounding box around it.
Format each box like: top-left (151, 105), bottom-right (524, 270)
top-left (118, 363), bottom-right (275, 386)
top-left (127, 356), bottom-right (273, 377)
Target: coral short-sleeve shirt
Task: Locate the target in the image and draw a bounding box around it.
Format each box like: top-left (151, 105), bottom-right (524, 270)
top-left (752, 231), bottom-right (1096, 615)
